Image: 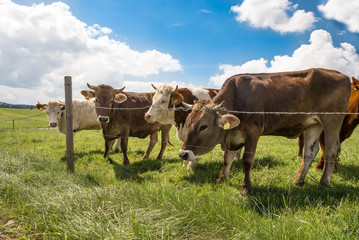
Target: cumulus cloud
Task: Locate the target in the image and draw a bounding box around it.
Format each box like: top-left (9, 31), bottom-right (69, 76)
top-left (231, 0), bottom-right (317, 33)
top-left (318, 0), bottom-right (359, 33)
top-left (210, 29), bottom-right (359, 86)
top-left (0, 0), bottom-right (182, 104)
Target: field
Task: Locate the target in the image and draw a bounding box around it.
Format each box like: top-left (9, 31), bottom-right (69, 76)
top-left (1, 109), bottom-right (359, 239)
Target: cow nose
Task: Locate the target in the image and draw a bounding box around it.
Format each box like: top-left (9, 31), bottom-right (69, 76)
top-left (97, 115), bottom-right (109, 123)
top-left (179, 149), bottom-right (189, 160)
top-left (49, 122), bottom-right (57, 127)
top-left (144, 113), bottom-right (151, 121)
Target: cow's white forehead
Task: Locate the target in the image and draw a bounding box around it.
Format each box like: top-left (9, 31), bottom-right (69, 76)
top-left (46, 101), bottom-right (64, 115)
top-left (153, 84), bottom-right (174, 101)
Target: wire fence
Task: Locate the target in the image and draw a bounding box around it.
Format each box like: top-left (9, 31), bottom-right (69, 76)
top-left (0, 111), bottom-right (48, 130)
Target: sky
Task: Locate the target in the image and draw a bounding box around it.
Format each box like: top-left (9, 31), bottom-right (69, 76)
top-left (1, 0), bottom-right (359, 104)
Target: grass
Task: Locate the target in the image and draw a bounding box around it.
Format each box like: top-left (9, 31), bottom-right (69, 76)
top-left (1, 108), bottom-right (359, 239)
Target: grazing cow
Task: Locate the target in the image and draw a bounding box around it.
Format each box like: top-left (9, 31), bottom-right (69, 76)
top-left (36, 100), bottom-right (121, 151)
top-left (297, 76), bottom-right (359, 169)
top-left (81, 83), bottom-right (172, 165)
top-left (144, 84), bottom-right (219, 167)
top-left (179, 68), bottom-right (350, 195)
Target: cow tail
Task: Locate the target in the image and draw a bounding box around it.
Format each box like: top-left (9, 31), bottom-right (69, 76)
top-left (168, 140), bottom-right (175, 147)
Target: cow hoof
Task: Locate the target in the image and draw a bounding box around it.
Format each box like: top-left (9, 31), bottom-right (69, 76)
top-left (187, 160), bottom-right (195, 169)
top-left (114, 148), bottom-right (120, 153)
top-left (240, 187), bottom-right (251, 196)
top-left (319, 179), bottom-right (331, 187)
top-left (292, 180), bottom-right (305, 186)
top-left (216, 177), bottom-right (226, 184)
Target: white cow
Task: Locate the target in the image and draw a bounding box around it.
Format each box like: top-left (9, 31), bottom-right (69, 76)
top-left (36, 99), bottom-right (121, 152)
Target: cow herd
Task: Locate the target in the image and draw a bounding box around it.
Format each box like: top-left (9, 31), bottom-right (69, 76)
top-left (37, 68), bottom-right (359, 195)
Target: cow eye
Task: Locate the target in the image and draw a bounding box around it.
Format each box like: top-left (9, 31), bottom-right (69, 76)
top-left (199, 125), bottom-right (208, 132)
top-left (161, 100), bottom-right (166, 104)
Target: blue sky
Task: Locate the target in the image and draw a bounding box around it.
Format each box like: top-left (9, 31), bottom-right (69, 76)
top-left (1, 0), bottom-right (359, 104)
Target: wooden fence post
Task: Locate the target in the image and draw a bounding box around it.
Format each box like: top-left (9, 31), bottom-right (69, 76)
top-left (12, 120), bottom-right (14, 130)
top-left (64, 76), bottom-right (74, 173)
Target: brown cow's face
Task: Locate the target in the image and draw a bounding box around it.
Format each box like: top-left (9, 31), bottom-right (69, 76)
top-left (81, 84), bottom-right (127, 123)
top-left (179, 100), bottom-right (240, 161)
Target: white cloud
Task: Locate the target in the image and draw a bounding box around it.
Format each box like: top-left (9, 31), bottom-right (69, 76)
top-left (0, 1), bottom-right (182, 104)
top-left (231, 0), bottom-right (317, 33)
top-left (210, 29), bottom-right (359, 86)
top-left (318, 0), bottom-right (359, 33)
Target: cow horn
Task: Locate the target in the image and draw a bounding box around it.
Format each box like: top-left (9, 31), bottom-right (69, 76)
top-left (87, 83), bottom-right (96, 90)
top-left (115, 86), bottom-right (125, 93)
top-left (173, 85), bottom-right (178, 92)
top-left (182, 102), bottom-right (193, 109)
top-left (213, 101), bottom-right (225, 110)
top-left (151, 84), bottom-right (157, 91)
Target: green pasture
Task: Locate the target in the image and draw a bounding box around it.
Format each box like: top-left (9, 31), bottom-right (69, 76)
top-left (0, 108), bottom-right (359, 239)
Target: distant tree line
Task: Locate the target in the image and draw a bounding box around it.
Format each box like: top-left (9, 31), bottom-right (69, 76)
top-left (0, 102), bottom-right (36, 109)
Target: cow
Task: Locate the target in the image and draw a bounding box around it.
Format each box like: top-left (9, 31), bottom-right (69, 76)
top-left (36, 99), bottom-right (121, 152)
top-left (178, 68), bottom-right (350, 195)
top-left (297, 76), bottom-right (359, 170)
top-left (81, 83), bottom-right (173, 166)
top-left (144, 84), bottom-right (219, 167)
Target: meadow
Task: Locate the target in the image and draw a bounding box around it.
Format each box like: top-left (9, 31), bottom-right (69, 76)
top-left (1, 108), bottom-right (359, 239)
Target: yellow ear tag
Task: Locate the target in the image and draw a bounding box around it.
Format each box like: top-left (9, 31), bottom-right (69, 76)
top-left (223, 121), bottom-right (230, 130)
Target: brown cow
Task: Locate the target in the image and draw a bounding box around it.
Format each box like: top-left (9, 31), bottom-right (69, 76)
top-left (81, 84), bottom-right (172, 165)
top-left (297, 76), bottom-right (359, 169)
top-left (144, 84), bottom-right (219, 167)
top-left (179, 68), bottom-right (350, 195)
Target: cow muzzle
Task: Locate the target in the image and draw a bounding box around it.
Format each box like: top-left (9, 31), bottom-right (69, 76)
top-left (49, 122), bottom-right (57, 128)
top-left (179, 149), bottom-right (196, 161)
top-left (97, 115), bottom-right (110, 123)
top-left (144, 113), bottom-right (153, 123)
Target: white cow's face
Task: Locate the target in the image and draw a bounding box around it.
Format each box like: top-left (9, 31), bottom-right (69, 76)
top-left (46, 101), bottom-right (65, 128)
top-left (145, 90), bottom-right (174, 125)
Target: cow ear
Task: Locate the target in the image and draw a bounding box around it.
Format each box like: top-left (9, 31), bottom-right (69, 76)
top-left (36, 103), bottom-right (47, 111)
top-left (150, 92), bottom-right (156, 99)
top-left (352, 77), bottom-right (359, 90)
top-left (217, 112), bottom-right (240, 130)
top-left (81, 90), bottom-right (95, 100)
top-left (114, 93), bottom-right (127, 103)
top-left (171, 92), bottom-right (184, 106)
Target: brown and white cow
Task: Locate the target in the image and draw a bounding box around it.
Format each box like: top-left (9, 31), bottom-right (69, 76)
top-left (36, 99), bottom-right (121, 152)
top-left (144, 84), bottom-right (219, 167)
top-left (179, 68), bottom-right (350, 195)
top-left (297, 76), bottom-right (359, 169)
top-left (81, 83), bottom-right (172, 165)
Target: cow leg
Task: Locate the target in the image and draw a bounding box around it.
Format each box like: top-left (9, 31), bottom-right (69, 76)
top-left (297, 133), bottom-right (304, 161)
top-left (114, 138), bottom-right (121, 153)
top-left (142, 132), bottom-right (158, 159)
top-left (156, 125), bottom-right (171, 160)
top-left (104, 139), bottom-right (115, 158)
top-left (292, 124), bottom-right (322, 185)
top-left (120, 135), bottom-right (130, 165)
top-left (217, 150), bottom-right (237, 183)
top-left (241, 135), bottom-right (259, 195)
top-left (320, 119), bottom-right (342, 186)
top-left (316, 132), bottom-right (325, 170)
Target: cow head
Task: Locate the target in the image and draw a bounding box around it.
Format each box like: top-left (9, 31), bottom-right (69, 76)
top-left (81, 83), bottom-right (127, 123)
top-left (144, 84), bottom-right (184, 125)
top-left (179, 100), bottom-right (240, 161)
top-left (37, 101), bottom-right (65, 128)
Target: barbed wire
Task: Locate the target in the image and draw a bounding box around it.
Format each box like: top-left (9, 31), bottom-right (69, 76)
top-left (90, 104), bottom-right (359, 116)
